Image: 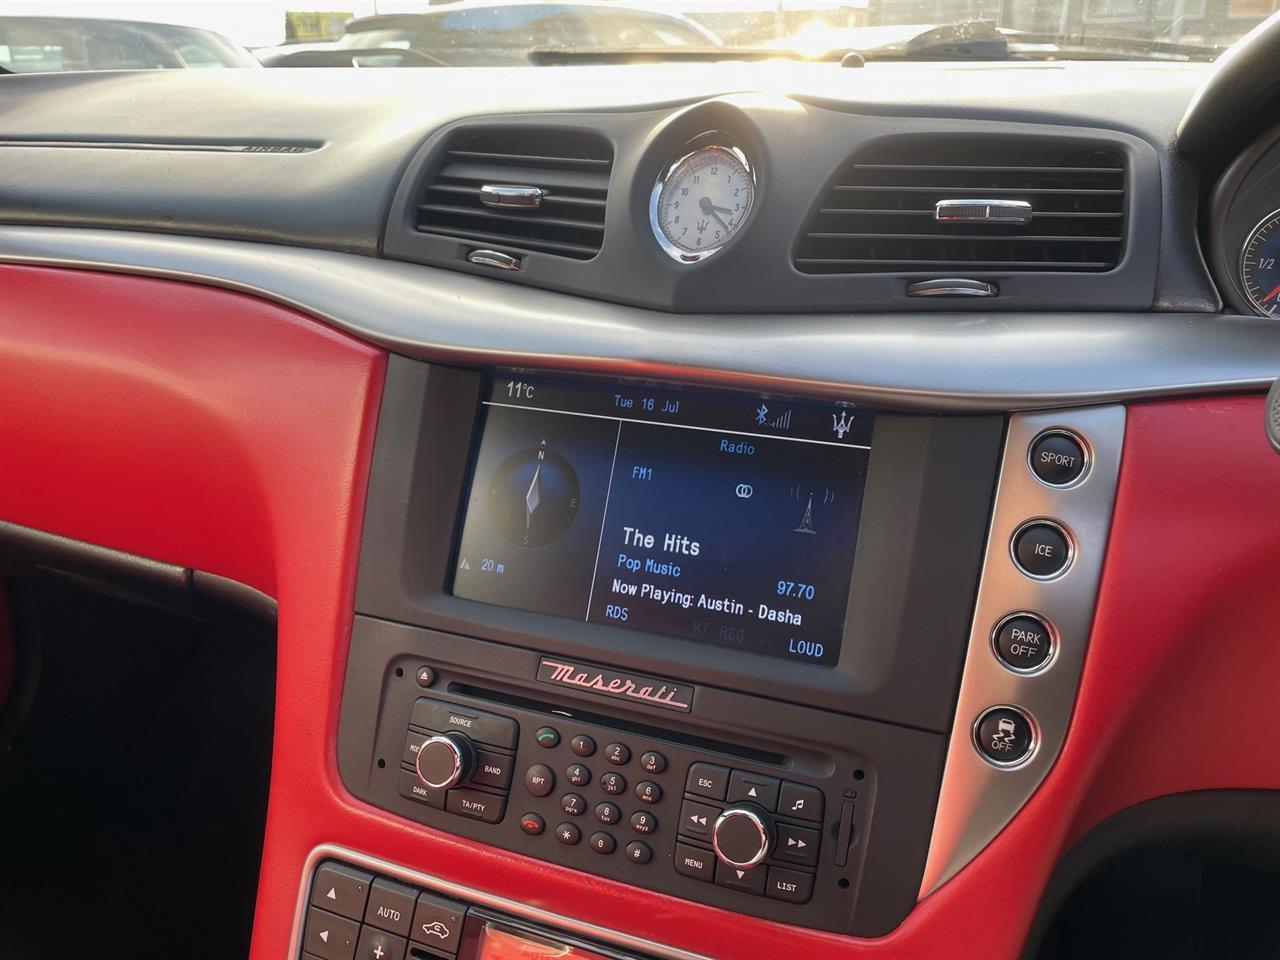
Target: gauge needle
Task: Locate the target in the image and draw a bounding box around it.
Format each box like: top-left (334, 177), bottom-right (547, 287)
top-left (698, 196), bottom-right (731, 231)
top-left (1261, 283), bottom-right (1280, 304)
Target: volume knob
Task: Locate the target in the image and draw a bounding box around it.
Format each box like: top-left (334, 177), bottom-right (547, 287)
top-left (711, 805), bottom-right (772, 869)
top-left (415, 733), bottom-right (476, 790)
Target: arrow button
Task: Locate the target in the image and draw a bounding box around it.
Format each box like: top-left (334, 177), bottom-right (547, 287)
top-left (304, 906), bottom-right (359, 960)
top-left (310, 863), bottom-right (372, 921)
top-left (727, 770), bottom-right (780, 811)
top-left (775, 822), bottom-right (821, 868)
top-left (678, 798), bottom-right (722, 840)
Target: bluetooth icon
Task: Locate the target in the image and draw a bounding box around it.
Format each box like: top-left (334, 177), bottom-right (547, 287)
top-left (754, 403), bottom-right (769, 425)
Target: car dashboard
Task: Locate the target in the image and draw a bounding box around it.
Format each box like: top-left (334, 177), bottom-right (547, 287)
top-left (2, 42), bottom-right (1280, 960)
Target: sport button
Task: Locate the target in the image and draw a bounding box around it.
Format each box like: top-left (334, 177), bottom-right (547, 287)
top-left (1030, 432), bottom-right (1086, 485)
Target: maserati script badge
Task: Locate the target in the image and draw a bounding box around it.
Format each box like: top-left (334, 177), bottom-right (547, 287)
top-left (536, 657), bottom-right (694, 713)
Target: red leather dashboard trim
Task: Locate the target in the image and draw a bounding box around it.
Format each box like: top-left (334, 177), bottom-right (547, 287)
top-left (2, 264), bottom-right (1278, 960)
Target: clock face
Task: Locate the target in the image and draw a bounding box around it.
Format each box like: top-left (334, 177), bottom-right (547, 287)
top-left (652, 143), bottom-right (755, 262)
top-left (486, 439), bottom-right (580, 548)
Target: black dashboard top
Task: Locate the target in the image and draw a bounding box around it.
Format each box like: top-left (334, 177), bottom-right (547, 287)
top-left (0, 61), bottom-right (1218, 314)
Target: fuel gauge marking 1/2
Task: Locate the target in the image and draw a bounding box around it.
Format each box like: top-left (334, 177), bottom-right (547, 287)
top-left (1240, 209), bottom-right (1280, 317)
top-left (488, 438), bottom-right (580, 547)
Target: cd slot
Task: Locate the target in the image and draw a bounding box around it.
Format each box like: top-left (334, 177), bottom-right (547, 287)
top-left (448, 682), bottom-right (786, 767)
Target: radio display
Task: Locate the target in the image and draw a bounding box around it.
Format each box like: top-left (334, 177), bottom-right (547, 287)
top-left (451, 372), bottom-right (874, 666)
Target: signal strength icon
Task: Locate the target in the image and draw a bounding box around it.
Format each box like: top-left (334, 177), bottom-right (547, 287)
top-left (767, 409), bottom-right (792, 430)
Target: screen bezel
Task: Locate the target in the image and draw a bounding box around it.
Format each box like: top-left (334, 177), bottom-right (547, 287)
top-left (354, 358), bottom-right (1003, 734)
top-left (448, 370), bottom-right (876, 668)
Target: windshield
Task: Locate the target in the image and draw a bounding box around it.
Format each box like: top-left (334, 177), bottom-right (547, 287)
top-left (1, 0), bottom-right (1276, 71)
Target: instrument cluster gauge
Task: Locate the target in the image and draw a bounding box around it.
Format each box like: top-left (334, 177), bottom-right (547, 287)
top-left (650, 137), bottom-right (756, 263)
top-left (1240, 209), bottom-right (1280, 317)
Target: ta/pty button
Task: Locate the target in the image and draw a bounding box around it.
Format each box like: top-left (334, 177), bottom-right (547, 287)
top-left (974, 707), bottom-right (1035, 766)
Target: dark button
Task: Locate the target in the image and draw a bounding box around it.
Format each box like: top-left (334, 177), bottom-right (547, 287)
top-left (604, 742), bottom-right (631, 765)
top-left (1030, 432), bottom-right (1086, 485)
top-left (520, 812), bottom-right (545, 836)
top-left (635, 780), bottom-right (662, 804)
top-left (311, 863), bottom-right (372, 921)
top-left (570, 734), bottom-right (596, 757)
top-left (524, 764), bottom-right (555, 797)
top-left (410, 891), bottom-right (465, 954)
top-left (364, 878), bottom-right (416, 937)
top-left (560, 793), bottom-right (586, 817)
top-left (556, 822), bottom-right (581, 845)
top-left (397, 770), bottom-right (445, 809)
top-left (994, 615), bottom-right (1054, 672)
top-left (304, 906), bottom-right (359, 960)
top-left (679, 799), bottom-right (721, 839)
top-left (471, 750), bottom-right (514, 790)
top-left (630, 810), bottom-right (658, 834)
top-left (595, 801), bottom-right (621, 825)
top-left (565, 763), bottom-right (591, 787)
top-left (1012, 522), bottom-right (1071, 579)
top-left (715, 861), bottom-right (767, 896)
top-left (600, 772), bottom-right (626, 795)
top-left (727, 770), bottom-right (780, 811)
top-left (356, 925), bottom-right (406, 960)
top-left (778, 782), bottom-right (824, 824)
top-left (626, 840), bottom-right (653, 864)
top-left (640, 750), bottom-right (667, 774)
top-left (415, 665), bottom-right (436, 689)
top-left (446, 787), bottom-right (506, 823)
top-left (685, 762), bottom-right (730, 801)
top-left (774, 822), bottom-right (821, 867)
top-left (674, 842), bottom-right (715, 882)
top-left (766, 866), bottom-right (815, 904)
top-left (590, 831), bottom-right (617, 854)
top-left (974, 707), bottom-right (1035, 765)
top-left (411, 698), bottom-right (517, 750)
top-left (534, 726), bottom-right (560, 749)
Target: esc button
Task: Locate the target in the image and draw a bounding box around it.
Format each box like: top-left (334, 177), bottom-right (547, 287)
top-left (685, 762), bottom-right (730, 801)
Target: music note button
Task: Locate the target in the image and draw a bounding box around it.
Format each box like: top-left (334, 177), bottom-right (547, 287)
top-left (778, 781), bottom-right (824, 824)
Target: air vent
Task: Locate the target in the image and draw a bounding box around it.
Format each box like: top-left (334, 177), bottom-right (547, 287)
top-left (794, 141), bottom-right (1127, 275)
top-left (416, 129), bottom-right (612, 261)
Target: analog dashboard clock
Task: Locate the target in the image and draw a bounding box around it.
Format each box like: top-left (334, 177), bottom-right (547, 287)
top-left (650, 138), bottom-right (756, 263)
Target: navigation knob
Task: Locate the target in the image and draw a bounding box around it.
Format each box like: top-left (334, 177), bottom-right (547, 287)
top-left (415, 733), bottom-right (477, 790)
top-left (711, 805), bottom-right (772, 869)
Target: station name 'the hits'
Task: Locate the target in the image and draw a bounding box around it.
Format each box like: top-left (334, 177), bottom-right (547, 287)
top-left (622, 525), bottom-right (701, 556)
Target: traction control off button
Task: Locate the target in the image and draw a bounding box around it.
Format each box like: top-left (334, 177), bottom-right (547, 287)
top-left (975, 707), bottom-right (1035, 766)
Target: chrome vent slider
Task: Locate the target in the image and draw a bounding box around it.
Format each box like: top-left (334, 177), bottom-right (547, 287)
top-left (934, 199), bottom-right (1032, 223)
top-left (479, 184), bottom-right (545, 209)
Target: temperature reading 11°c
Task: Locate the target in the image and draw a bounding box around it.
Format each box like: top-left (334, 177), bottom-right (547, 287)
top-left (506, 380), bottom-right (535, 400)
top-left (777, 580), bottom-right (816, 601)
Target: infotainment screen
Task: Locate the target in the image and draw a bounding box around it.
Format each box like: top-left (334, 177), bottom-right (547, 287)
top-left (451, 371), bottom-right (874, 666)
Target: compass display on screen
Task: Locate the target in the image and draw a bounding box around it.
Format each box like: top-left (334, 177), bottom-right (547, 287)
top-left (487, 439), bottom-right (580, 547)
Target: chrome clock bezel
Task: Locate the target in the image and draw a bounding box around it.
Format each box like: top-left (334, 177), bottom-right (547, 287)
top-left (1239, 206), bottom-right (1280, 318)
top-left (649, 139), bottom-right (756, 264)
